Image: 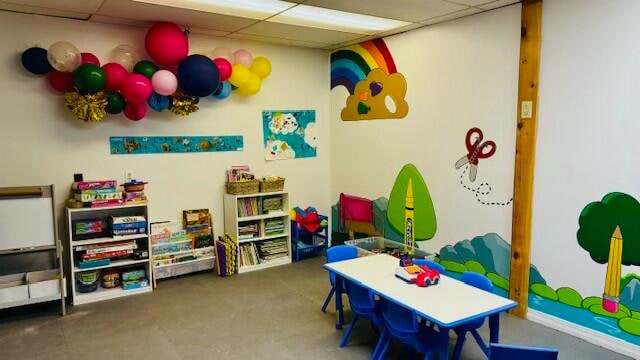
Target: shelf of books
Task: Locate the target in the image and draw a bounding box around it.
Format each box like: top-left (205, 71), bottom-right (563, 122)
top-left (150, 209), bottom-right (216, 283)
top-left (223, 191), bottom-right (291, 274)
top-left (66, 186), bottom-right (152, 305)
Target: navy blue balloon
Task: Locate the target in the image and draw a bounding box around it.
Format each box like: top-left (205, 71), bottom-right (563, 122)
top-left (21, 47), bottom-right (52, 75)
top-left (213, 81), bottom-right (232, 100)
top-left (177, 55), bottom-right (220, 97)
top-left (148, 92), bottom-right (170, 112)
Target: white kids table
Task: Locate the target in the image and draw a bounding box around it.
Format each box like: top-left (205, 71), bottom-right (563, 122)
top-left (323, 254), bottom-right (517, 359)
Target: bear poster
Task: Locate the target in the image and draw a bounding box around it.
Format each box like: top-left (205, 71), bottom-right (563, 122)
top-left (262, 110), bottom-right (317, 161)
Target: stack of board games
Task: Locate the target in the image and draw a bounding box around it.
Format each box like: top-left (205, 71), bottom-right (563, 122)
top-left (70, 180), bottom-right (123, 208)
top-left (75, 239), bottom-right (138, 269)
top-left (110, 215), bottom-right (147, 236)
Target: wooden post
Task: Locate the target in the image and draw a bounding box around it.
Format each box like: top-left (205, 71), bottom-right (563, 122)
top-left (509, 0), bottom-right (543, 318)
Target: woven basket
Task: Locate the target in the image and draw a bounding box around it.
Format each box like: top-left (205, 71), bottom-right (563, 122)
top-left (226, 179), bottom-right (259, 195)
top-left (259, 177), bottom-right (285, 192)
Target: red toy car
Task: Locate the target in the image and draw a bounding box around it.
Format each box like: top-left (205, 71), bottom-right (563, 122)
top-left (415, 266), bottom-right (440, 287)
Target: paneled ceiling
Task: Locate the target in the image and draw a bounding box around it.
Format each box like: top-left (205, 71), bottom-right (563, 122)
top-left (0, 0), bottom-right (520, 49)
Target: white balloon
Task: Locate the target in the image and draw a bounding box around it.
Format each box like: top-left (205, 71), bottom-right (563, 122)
top-left (109, 44), bottom-right (138, 72)
top-left (210, 46), bottom-right (232, 62)
top-left (47, 41), bottom-right (81, 72)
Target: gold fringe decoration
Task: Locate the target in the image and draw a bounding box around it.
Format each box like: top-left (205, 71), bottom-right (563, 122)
top-left (64, 92), bottom-right (108, 122)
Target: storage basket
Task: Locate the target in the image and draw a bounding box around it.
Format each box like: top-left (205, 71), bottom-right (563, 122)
top-left (259, 177), bottom-right (285, 192)
top-left (226, 179), bottom-right (259, 195)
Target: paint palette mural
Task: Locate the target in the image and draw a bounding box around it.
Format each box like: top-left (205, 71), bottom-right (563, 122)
top-left (262, 110), bottom-right (316, 161)
top-left (331, 39), bottom-right (408, 121)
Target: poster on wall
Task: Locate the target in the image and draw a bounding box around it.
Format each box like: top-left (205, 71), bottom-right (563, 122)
top-left (110, 136), bottom-right (244, 154)
top-left (262, 110), bottom-right (317, 161)
top-left (330, 38), bottom-right (408, 121)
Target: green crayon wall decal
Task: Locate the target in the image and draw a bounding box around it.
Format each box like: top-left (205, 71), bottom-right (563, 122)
top-left (387, 164), bottom-right (437, 243)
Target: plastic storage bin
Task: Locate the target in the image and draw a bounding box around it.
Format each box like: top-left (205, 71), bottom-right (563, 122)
top-left (27, 270), bottom-right (62, 299)
top-left (0, 273), bottom-right (29, 304)
top-left (291, 215), bottom-right (328, 262)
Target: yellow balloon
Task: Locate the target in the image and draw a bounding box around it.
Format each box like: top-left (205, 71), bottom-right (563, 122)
top-left (250, 57), bottom-right (272, 79)
top-left (235, 75), bottom-right (261, 97)
top-left (228, 64), bottom-right (250, 87)
top-left (245, 73), bottom-right (262, 95)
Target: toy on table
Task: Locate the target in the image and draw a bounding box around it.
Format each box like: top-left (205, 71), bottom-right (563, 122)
top-left (395, 256), bottom-right (440, 287)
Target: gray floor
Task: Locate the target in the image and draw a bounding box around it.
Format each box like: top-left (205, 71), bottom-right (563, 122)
top-left (0, 257), bottom-right (632, 360)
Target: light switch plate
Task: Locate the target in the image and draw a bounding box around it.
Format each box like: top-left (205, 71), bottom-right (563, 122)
top-left (521, 101), bottom-right (533, 119)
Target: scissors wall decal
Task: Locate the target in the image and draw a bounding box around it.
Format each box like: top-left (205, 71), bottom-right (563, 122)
top-left (455, 127), bottom-right (497, 182)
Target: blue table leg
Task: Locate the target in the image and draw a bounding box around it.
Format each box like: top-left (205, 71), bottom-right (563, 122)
top-left (335, 274), bottom-right (344, 329)
top-left (438, 326), bottom-right (450, 359)
top-left (489, 314), bottom-right (500, 345)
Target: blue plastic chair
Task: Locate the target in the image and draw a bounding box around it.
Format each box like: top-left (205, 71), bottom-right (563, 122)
top-left (322, 245), bottom-right (359, 314)
top-left (489, 343), bottom-right (558, 360)
top-left (412, 259), bottom-right (446, 274)
top-left (452, 272), bottom-right (494, 360)
top-left (373, 298), bottom-right (439, 360)
top-left (339, 279), bottom-right (382, 348)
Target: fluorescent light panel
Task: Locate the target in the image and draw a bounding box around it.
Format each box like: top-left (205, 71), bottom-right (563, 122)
top-left (132, 0), bottom-right (411, 34)
top-left (268, 5), bottom-right (411, 34)
top-left (132, 0), bottom-right (294, 20)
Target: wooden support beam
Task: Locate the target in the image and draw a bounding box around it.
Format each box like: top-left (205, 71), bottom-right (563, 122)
top-left (509, 0), bottom-right (543, 318)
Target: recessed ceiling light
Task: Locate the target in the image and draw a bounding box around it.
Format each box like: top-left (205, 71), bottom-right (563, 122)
top-left (132, 0), bottom-right (295, 20)
top-left (268, 4), bottom-right (411, 34)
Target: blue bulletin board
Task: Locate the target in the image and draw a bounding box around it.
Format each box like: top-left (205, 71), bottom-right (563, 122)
top-left (110, 136), bottom-right (244, 155)
top-left (262, 110), bottom-right (317, 161)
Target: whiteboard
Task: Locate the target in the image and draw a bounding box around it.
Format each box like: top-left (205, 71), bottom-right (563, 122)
top-left (0, 197), bottom-right (55, 251)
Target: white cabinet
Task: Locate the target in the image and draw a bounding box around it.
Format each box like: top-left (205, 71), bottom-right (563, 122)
top-left (223, 191), bottom-right (291, 273)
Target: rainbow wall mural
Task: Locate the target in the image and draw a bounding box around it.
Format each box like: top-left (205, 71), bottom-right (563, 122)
top-left (331, 39), bottom-right (408, 121)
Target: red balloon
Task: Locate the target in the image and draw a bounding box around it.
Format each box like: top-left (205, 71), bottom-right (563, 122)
top-left (213, 58), bottom-right (232, 81)
top-left (120, 73), bottom-right (152, 104)
top-left (145, 22), bottom-right (189, 66)
top-left (81, 52), bottom-right (100, 66)
top-left (49, 70), bottom-right (74, 93)
top-left (123, 102), bottom-right (147, 121)
top-left (102, 63), bottom-right (128, 91)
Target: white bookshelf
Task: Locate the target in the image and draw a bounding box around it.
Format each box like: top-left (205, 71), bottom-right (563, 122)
top-left (66, 204), bottom-right (152, 305)
top-left (223, 191), bottom-right (291, 274)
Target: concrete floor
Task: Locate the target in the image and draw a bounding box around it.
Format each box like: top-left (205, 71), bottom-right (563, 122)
top-left (0, 257), bottom-right (632, 360)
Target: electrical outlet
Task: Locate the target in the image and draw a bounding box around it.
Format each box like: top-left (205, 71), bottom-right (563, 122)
top-left (521, 101), bottom-right (533, 119)
top-left (125, 171), bottom-right (134, 182)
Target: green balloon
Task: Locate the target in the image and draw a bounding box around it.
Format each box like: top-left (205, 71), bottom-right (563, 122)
top-left (73, 64), bottom-right (106, 92)
top-left (133, 60), bottom-right (158, 80)
top-left (105, 91), bottom-right (125, 114)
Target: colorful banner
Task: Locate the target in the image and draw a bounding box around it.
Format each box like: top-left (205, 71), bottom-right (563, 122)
top-left (110, 136), bottom-right (244, 155)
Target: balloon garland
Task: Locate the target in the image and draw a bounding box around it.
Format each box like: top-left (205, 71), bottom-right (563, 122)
top-left (21, 21), bottom-right (272, 122)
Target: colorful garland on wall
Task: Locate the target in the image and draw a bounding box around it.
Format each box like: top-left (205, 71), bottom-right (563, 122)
top-left (20, 22), bottom-right (272, 122)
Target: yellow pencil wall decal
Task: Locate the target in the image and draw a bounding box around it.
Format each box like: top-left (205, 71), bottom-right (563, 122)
top-left (603, 225), bottom-right (624, 313)
top-left (404, 178), bottom-right (415, 254)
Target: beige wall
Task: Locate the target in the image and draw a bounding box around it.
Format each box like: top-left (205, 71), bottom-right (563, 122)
top-left (0, 11), bottom-right (331, 238)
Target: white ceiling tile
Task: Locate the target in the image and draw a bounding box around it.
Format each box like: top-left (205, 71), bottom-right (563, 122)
top-left (238, 21), bottom-right (363, 45)
top-left (227, 33), bottom-right (329, 48)
top-left (303, 0), bottom-right (467, 22)
top-left (89, 14), bottom-right (152, 27)
top-left (0, 1), bottom-right (98, 19)
top-left (420, 7), bottom-right (482, 25)
top-left (0, 0), bottom-right (102, 14)
top-left (98, 0), bottom-right (258, 32)
top-left (189, 27), bottom-right (231, 37)
top-left (374, 22), bottom-right (425, 38)
top-left (477, 0), bottom-right (520, 10)
top-left (443, 0), bottom-right (492, 6)
top-left (130, 0), bottom-right (295, 20)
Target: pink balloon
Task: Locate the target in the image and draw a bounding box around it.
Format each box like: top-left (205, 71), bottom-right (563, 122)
top-left (81, 52), bottom-right (100, 66)
top-left (213, 58), bottom-right (232, 81)
top-left (102, 63), bottom-right (128, 91)
top-left (151, 70), bottom-right (178, 96)
top-left (121, 73), bottom-right (152, 104)
top-left (124, 102), bottom-right (147, 121)
top-left (233, 49), bottom-right (253, 67)
top-left (145, 22), bottom-right (189, 66)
